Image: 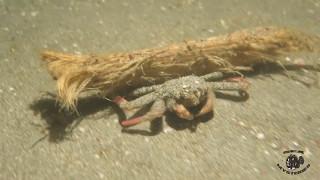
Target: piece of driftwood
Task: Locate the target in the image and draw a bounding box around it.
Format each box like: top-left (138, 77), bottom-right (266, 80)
top-left (41, 26), bottom-right (320, 110)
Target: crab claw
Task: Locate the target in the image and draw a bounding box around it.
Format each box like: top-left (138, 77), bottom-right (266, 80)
top-left (174, 104), bottom-right (194, 120)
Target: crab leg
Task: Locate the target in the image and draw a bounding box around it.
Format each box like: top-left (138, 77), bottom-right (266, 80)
top-left (121, 99), bottom-right (166, 127)
top-left (201, 71), bottom-right (244, 82)
top-left (209, 80), bottom-right (249, 92)
top-left (201, 72), bottom-right (224, 81)
top-left (117, 92), bottom-right (157, 110)
top-left (112, 96), bottom-right (128, 105)
top-left (130, 84), bottom-right (161, 97)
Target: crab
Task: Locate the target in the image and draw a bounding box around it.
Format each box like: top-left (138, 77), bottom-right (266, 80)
top-left (113, 71), bottom-right (249, 127)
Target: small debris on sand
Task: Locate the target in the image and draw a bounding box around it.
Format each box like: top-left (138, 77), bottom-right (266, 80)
top-left (256, 133), bottom-right (265, 140)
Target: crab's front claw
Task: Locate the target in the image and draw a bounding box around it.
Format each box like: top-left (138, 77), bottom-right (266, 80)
top-left (196, 89), bottom-right (215, 117)
top-left (172, 104), bottom-right (194, 120)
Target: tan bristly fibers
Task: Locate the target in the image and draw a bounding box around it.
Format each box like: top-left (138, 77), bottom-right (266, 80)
top-left (41, 26), bottom-right (320, 110)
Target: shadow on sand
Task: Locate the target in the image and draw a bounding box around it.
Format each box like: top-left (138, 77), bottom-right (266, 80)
top-left (29, 94), bottom-right (115, 143)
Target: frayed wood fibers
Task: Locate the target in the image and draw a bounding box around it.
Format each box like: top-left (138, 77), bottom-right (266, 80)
top-left (41, 26), bottom-right (320, 110)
